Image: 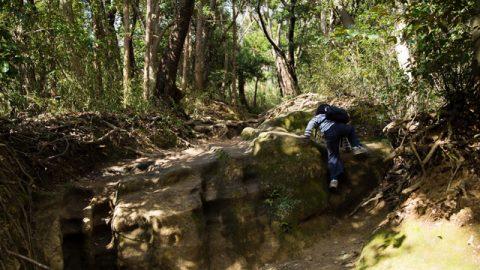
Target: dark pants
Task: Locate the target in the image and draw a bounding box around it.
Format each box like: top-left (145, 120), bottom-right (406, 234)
top-left (323, 123), bottom-right (361, 180)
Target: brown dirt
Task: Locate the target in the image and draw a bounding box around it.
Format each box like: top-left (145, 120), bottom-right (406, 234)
top-left (262, 205), bottom-right (389, 270)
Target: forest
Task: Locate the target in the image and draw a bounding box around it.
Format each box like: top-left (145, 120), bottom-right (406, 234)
top-left (1, 0), bottom-right (480, 269)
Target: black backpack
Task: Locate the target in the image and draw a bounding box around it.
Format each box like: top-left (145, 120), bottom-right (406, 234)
top-left (325, 105), bottom-right (350, 123)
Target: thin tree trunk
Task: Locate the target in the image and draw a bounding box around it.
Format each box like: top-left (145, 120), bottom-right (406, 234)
top-left (88, 0), bottom-right (106, 98)
top-left (220, 12), bottom-right (229, 100)
top-left (156, 0), bottom-right (195, 104)
top-left (203, 0), bottom-right (218, 91)
top-left (194, 0), bottom-right (207, 92)
top-left (143, 0), bottom-right (158, 100)
top-left (104, 0), bottom-right (122, 78)
top-left (320, 7), bottom-right (328, 35)
top-left (231, 0), bottom-right (238, 106)
top-left (394, 2), bottom-right (413, 82)
top-left (182, 25), bottom-right (192, 90)
top-left (468, 4), bottom-right (480, 108)
top-left (329, 9), bottom-right (335, 33)
top-left (253, 77), bottom-right (259, 108)
top-left (472, 11), bottom-right (480, 84)
top-left (129, 0), bottom-right (139, 76)
top-left (287, 0), bottom-right (296, 68)
top-left (238, 72), bottom-right (249, 110)
top-left (60, 0), bottom-right (86, 82)
top-left (123, 0), bottom-right (132, 107)
top-left (257, 0), bottom-right (300, 96)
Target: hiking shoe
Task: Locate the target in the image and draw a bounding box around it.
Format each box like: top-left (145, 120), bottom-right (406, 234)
top-left (329, 179), bottom-right (339, 189)
top-left (352, 145), bottom-right (368, 155)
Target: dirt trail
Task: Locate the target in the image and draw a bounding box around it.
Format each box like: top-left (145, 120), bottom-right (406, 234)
top-left (263, 207), bottom-right (387, 270)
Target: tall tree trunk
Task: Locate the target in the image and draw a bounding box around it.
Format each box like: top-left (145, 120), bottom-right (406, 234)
top-left (156, 0), bottom-right (195, 104)
top-left (320, 7), bottom-right (328, 35)
top-left (238, 72), bottom-right (249, 110)
top-left (257, 0), bottom-right (300, 96)
top-left (394, 2), bottom-right (413, 82)
top-left (194, 0), bottom-right (207, 92)
top-left (329, 9), bottom-right (335, 33)
top-left (287, 0), bottom-right (296, 68)
top-left (129, 0), bottom-right (139, 76)
top-left (182, 25), bottom-right (192, 91)
top-left (143, 0), bottom-right (158, 100)
top-left (275, 53), bottom-right (298, 96)
top-left (88, 0), bottom-right (106, 98)
top-left (123, 0), bottom-right (132, 107)
top-left (231, 0), bottom-right (238, 106)
top-left (204, 0), bottom-right (218, 91)
top-left (104, 0), bottom-right (122, 77)
top-left (471, 6), bottom-right (480, 105)
top-left (60, 0), bottom-right (86, 83)
top-left (220, 12), bottom-right (229, 100)
top-left (472, 12), bottom-right (480, 84)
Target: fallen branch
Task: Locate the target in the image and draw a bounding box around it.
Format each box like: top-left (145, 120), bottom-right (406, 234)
top-left (409, 140), bottom-right (426, 176)
top-left (6, 250), bottom-right (50, 270)
top-left (401, 179), bottom-right (423, 195)
top-left (421, 132), bottom-right (445, 166)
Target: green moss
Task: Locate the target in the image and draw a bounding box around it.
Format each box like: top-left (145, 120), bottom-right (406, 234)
top-left (251, 131), bottom-right (328, 224)
top-left (260, 111), bottom-right (312, 134)
top-left (357, 218), bottom-right (480, 270)
top-left (240, 127), bottom-right (259, 141)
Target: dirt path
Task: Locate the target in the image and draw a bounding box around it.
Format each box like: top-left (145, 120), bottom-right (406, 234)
top-left (263, 207), bottom-right (387, 270)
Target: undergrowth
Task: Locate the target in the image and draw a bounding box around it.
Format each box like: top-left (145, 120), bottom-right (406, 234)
top-left (0, 111), bottom-right (192, 268)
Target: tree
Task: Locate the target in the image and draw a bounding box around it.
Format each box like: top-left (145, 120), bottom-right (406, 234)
top-left (194, 0), bottom-right (208, 92)
top-left (155, 0), bottom-right (195, 104)
top-left (123, 0), bottom-right (133, 107)
top-left (87, 0), bottom-right (122, 101)
top-left (143, 0), bottom-right (159, 100)
top-left (256, 0), bottom-right (301, 96)
top-left (182, 24), bottom-right (192, 91)
top-left (231, 0), bottom-right (239, 106)
top-left (237, 44), bottom-right (269, 110)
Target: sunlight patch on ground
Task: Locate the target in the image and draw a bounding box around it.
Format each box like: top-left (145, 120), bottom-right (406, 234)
top-left (356, 217), bottom-right (480, 270)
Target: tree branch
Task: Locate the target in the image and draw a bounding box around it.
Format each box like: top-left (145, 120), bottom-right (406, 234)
top-left (287, 0), bottom-right (296, 68)
top-left (6, 250), bottom-right (50, 270)
top-left (256, 0), bottom-right (286, 57)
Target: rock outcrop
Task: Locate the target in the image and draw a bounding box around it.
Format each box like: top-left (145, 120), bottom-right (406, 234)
top-left (34, 96), bottom-right (391, 269)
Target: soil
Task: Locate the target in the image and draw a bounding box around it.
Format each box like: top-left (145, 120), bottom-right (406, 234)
top-left (262, 206), bottom-right (389, 270)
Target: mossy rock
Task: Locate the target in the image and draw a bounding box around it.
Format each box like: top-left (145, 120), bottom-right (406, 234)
top-left (250, 131), bottom-right (328, 224)
top-left (259, 111), bottom-right (312, 135)
top-left (356, 218), bottom-right (480, 270)
top-left (241, 127), bottom-right (259, 141)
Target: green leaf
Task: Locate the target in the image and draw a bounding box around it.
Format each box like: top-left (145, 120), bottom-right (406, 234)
top-left (1, 62), bottom-right (9, 73)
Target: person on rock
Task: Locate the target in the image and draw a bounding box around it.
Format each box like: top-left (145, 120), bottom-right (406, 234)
top-left (303, 103), bottom-right (368, 189)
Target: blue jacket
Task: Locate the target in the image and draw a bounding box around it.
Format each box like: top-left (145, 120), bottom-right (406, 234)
top-left (304, 114), bottom-right (335, 137)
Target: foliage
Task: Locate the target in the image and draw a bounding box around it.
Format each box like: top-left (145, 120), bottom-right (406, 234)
top-left (297, 3), bottom-right (410, 117)
top-left (264, 187), bottom-right (301, 231)
top-left (403, 0), bottom-right (479, 111)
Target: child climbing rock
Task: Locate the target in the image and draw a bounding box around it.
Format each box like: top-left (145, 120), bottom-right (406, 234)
top-left (303, 103), bottom-right (368, 189)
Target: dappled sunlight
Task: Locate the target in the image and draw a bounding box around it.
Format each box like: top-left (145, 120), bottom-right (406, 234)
top-left (357, 217), bottom-right (480, 269)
